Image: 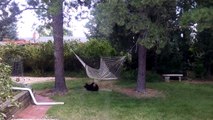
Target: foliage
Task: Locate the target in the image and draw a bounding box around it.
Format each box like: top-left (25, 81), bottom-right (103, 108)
top-left (26, 0), bottom-right (91, 92)
top-left (26, 0), bottom-right (86, 37)
top-left (188, 29), bottom-right (213, 77)
top-left (196, 29), bottom-right (213, 76)
top-left (180, 0), bottom-right (213, 32)
top-left (146, 71), bottom-right (163, 82)
top-left (192, 59), bottom-right (206, 78)
top-left (24, 42), bottom-right (54, 75)
top-left (120, 70), bottom-right (163, 83)
top-left (120, 69), bottom-right (137, 80)
top-left (0, 0), bottom-right (19, 41)
top-left (0, 44), bottom-right (24, 62)
top-left (0, 43), bottom-right (54, 76)
top-left (88, 0), bottom-right (176, 51)
top-left (156, 43), bottom-right (184, 74)
top-left (181, 7), bottom-right (213, 31)
top-left (0, 22), bottom-right (17, 41)
top-left (0, 59), bottom-right (13, 119)
top-left (0, 40), bottom-right (117, 76)
top-left (179, 0), bottom-right (213, 77)
top-left (65, 39), bottom-right (117, 70)
top-left (66, 39), bottom-right (116, 71)
top-left (79, 39), bottom-right (117, 57)
top-left (36, 24), bottom-right (73, 37)
top-left (63, 40), bottom-right (81, 72)
top-left (31, 79), bottom-right (213, 120)
top-left (87, 0), bottom-right (177, 92)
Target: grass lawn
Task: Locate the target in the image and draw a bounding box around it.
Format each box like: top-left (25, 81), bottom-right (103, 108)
top-left (32, 79), bottom-right (213, 120)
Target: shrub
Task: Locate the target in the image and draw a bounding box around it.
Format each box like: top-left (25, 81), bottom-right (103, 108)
top-left (0, 58), bottom-right (13, 119)
top-left (0, 44), bottom-right (25, 64)
top-left (146, 71), bottom-right (163, 82)
top-left (120, 69), bottom-right (137, 80)
top-left (64, 40), bottom-right (82, 71)
top-left (23, 41), bottom-right (54, 75)
top-left (192, 59), bottom-right (206, 78)
top-left (0, 39), bottom-right (119, 76)
top-left (81, 39), bottom-right (117, 58)
top-left (70, 39), bottom-right (117, 69)
top-left (120, 70), bottom-right (163, 82)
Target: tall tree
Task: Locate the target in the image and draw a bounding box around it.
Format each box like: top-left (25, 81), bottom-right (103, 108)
top-left (155, 0), bottom-right (197, 74)
top-left (27, 0), bottom-right (68, 93)
top-left (26, 0), bottom-right (94, 93)
top-left (180, 0), bottom-right (213, 77)
top-left (51, 0), bottom-right (67, 93)
top-left (87, 0), bottom-right (176, 92)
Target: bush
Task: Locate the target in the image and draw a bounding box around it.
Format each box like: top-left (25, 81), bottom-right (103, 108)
top-left (23, 41), bottom-right (54, 75)
top-left (0, 44), bottom-right (25, 63)
top-left (0, 58), bottom-right (13, 119)
top-left (192, 59), bottom-right (206, 78)
top-left (120, 69), bottom-right (137, 80)
top-left (0, 39), bottom-right (118, 76)
top-left (120, 70), bottom-right (163, 83)
top-left (68, 39), bottom-right (117, 69)
top-left (146, 71), bottom-right (163, 82)
top-left (81, 39), bottom-right (117, 57)
top-left (64, 40), bottom-right (83, 72)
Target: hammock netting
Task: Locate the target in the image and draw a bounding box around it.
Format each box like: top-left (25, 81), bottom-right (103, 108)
top-left (74, 53), bottom-right (126, 80)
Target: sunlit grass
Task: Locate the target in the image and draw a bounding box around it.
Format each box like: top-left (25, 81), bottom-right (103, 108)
top-left (32, 78), bottom-right (213, 120)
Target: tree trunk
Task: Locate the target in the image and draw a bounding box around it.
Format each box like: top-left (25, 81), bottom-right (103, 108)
top-left (52, 0), bottom-right (68, 93)
top-left (136, 44), bottom-right (147, 92)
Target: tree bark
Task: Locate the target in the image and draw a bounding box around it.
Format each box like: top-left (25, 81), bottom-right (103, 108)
top-left (52, 0), bottom-right (68, 93)
top-left (136, 44), bottom-right (147, 92)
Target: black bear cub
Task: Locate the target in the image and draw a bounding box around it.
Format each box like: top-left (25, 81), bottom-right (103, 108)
top-left (84, 82), bottom-right (99, 91)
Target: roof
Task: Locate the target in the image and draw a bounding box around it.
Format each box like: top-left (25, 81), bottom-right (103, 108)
top-left (0, 39), bottom-right (32, 45)
top-left (33, 36), bottom-right (87, 43)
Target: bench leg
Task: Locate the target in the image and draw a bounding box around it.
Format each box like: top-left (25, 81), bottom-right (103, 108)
top-left (165, 77), bottom-right (170, 82)
top-left (178, 77), bottom-right (181, 82)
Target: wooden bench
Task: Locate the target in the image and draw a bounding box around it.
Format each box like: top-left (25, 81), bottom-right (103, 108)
top-left (162, 74), bottom-right (183, 82)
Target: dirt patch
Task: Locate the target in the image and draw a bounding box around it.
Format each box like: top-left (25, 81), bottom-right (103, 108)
top-left (35, 89), bottom-right (55, 97)
top-left (36, 81), bottom-right (164, 99)
top-left (96, 81), bottom-right (164, 98)
top-left (35, 89), bottom-right (69, 97)
top-left (97, 81), bottom-right (116, 89)
top-left (113, 87), bottom-right (164, 98)
top-left (184, 76), bottom-right (213, 84)
top-left (11, 77), bottom-right (165, 98)
top-left (184, 80), bottom-right (213, 84)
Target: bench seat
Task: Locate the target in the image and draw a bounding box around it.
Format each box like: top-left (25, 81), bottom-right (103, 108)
top-left (162, 74), bottom-right (183, 82)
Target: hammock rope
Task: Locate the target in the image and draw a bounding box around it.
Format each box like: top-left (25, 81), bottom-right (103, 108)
top-left (71, 50), bottom-right (126, 80)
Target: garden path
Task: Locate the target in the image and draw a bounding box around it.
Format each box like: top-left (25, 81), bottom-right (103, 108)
top-left (13, 94), bottom-right (53, 119)
top-left (11, 76), bottom-right (72, 119)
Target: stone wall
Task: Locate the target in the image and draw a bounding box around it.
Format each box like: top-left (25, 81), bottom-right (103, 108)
top-left (0, 91), bottom-right (31, 120)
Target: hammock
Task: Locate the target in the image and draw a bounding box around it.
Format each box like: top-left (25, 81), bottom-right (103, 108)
top-left (73, 52), bottom-right (126, 80)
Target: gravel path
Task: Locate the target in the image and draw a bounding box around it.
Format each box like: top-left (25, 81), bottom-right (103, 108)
top-left (11, 76), bottom-right (74, 84)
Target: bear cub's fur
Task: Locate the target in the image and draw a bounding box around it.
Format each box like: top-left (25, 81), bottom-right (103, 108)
top-left (84, 82), bottom-right (99, 91)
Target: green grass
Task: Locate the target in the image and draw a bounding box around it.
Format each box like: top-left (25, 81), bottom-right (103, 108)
top-left (32, 79), bottom-right (213, 120)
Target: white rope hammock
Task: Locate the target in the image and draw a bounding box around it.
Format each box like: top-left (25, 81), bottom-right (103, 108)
top-left (73, 52), bottom-right (126, 80)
